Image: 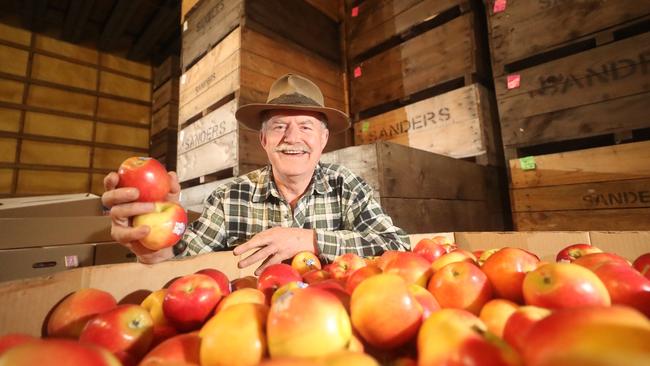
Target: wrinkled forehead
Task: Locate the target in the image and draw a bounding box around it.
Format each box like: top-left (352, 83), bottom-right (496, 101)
top-left (265, 110), bottom-right (325, 124)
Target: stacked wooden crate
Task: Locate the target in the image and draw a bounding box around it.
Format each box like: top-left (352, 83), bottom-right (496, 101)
top-left (321, 142), bottom-right (505, 233)
top-left (346, 0), bottom-right (502, 166)
top-left (177, 0), bottom-right (350, 189)
top-left (484, 1), bottom-right (650, 230)
top-left (151, 56), bottom-right (181, 171)
top-left (0, 23), bottom-right (152, 198)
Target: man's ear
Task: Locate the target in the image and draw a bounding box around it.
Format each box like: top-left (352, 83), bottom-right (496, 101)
top-left (259, 129), bottom-right (266, 148)
top-left (320, 128), bottom-right (329, 152)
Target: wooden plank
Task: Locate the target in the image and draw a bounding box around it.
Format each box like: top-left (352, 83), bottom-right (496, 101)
top-left (99, 71), bottom-right (151, 102)
top-left (350, 13), bottom-right (477, 114)
top-left (501, 92), bottom-right (650, 148)
top-left (181, 0), bottom-right (243, 70)
top-left (512, 178), bottom-right (650, 212)
top-left (324, 129), bottom-right (352, 153)
top-left (97, 97), bottom-right (150, 125)
top-left (0, 138), bottom-right (17, 163)
top-left (0, 108), bottom-right (21, 133)
top-left (93, 147), bottom-right (137, 170)
top-left (91, 173), bottom-right (106, 196)
top-left (24, 112), bottom-right (93, 141)
top-left (0, 23), bottom-right (31, 46)
top-left (353, 84), bottom-right (490, 160)
top-left (152, 78), bottom-right (179, 112)
top-left (513, 208), bottom-right (650, 231)
top-left (487, 0), bottom-right (650, 76)
top-left (0, 44), bottom-right (29, 77)
top-left (509, 140), bottom-right (650, 189)
top-left (152, 104), bottom-right (179, 137)
top-left (177, 99), bottom-right (239, 182)
top-left (33, 35), bottom-right (98, 64)
top-left (0, 78), bottom-right (25, 104)
top-left (180, 177), bottom-right (236, 208)
top-left (16, 170), bottom-right (89, 195)
top-left (320, 144), bottom-right (382, 192)
top-left (27, 85), bottom-right (96, 117)
top-left (181, 0), bottom-right (201, 24)
top-left (347, 0), bottom-right (461, 60)
top-left (95, 123), bottom-right (149, 149)
top-left (384, 197), bottom-right (504, 234)
top-left (31, 54), bottom-right (97, 91)
top-left (305, 0), bottom-right (341, 21)
top-left (238, 127), bottom-right (268, 167)
top-left (0, 169), bottom-right (12, 193)
top-left (153, 55), bottom-right (180, 89)
top-left (99, 53), bottom-right (151, 80)
top-left (19, 140), bottom-right (91, 168)
top-left (496, 32), bottom-right (650, 125)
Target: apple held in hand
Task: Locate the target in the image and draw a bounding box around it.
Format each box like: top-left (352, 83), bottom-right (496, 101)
top-left (47, 288), bottom-right (117, 339)
top-left (117, 157), bottom-right (170, 202)
top-left (163, 274), bottom-right (223, 331)
top-left (79, 304), bottom-right (154, 364)
top-left (133, 202), bottom-right (187, 250)
top-left (555, 243), bottom-right (601, 263)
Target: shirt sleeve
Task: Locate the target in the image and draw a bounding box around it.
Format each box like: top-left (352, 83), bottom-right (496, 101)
top-left (174, 188), bottom-right (229, 258)
top-left (314, 180), bottom-right (410, 262)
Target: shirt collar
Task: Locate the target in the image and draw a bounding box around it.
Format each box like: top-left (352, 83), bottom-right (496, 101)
top-left (251, 163), bottom-right (332, 203)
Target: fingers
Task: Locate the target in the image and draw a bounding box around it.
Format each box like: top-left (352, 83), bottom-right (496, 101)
top-left (167, 171), bottom-right (181, 203)
top-left (102, 187), bottom-right (140, 209)
top-left (109, 202), bottom-right (155, 220)
top-left (254, 254), bottom-right (284, 276)
top-left (233, 233), bottom-right (268, 256)
top-left (103, 172), bottom-right (119, 192)
top-left (238, 245), bottom-right (276, 269)
top-left (111, 225), bottom-right (150, 246)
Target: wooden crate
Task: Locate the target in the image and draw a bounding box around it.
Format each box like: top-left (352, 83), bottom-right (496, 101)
top-left (496, 30), bottom-right (650, 155)
top-left (181, 0), bottom-right (340, 70)
top-left (349, 11), bottom-right (488, 116)
top-left (150, 129), bottom-right (178, 172)
top-left (320, 142), bottom-right (506, 233)
top-left (152, 78), bottom-right (179, 113)
top-left (509, 140), bottom-right (650, 231)
top-left (152, 103), bottom-right (179, 137)
top-left (346, 0), bottom-right (468, 62)
top-left (353, 84), bottom-right (500, 166)
top-left (0, 44), bottom-right (29, 77)
top-left (485, 0), bottom-right (650, 77)
top-left (153, 55), bottom-right (181, 89)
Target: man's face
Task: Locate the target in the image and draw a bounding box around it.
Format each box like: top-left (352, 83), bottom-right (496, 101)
top-left (260, 110), bottom-right (329, 180)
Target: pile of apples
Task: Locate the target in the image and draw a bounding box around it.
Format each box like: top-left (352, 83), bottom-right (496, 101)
top-left (1, 238), bottom-right (649, 365)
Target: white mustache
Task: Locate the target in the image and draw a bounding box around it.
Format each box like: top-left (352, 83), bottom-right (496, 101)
top-left (274, 144), bottom-right (311, 153)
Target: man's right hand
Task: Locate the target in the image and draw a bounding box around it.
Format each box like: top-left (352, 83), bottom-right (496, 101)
top-left (101, 171), bottom-right (181, 264)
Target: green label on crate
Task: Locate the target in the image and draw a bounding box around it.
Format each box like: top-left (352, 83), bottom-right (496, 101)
top-left (519, 156), bottom-right (536, 171)
top-left (361, 121), bottom-right (370, 132)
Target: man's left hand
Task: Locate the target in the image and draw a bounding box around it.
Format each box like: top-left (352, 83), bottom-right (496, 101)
top-left (233, 227), bottom-right (318, 275)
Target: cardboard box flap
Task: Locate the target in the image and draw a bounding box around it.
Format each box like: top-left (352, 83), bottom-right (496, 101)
top-left (0, 193), bottom-right (104, 218)
top-left (589, 231), bottom-right (650, 259)
top-left (0, 216), bottom-right (112, 249)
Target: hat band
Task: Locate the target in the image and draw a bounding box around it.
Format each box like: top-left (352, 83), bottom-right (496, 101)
top-left (267, 93), bottom-right (322, 107)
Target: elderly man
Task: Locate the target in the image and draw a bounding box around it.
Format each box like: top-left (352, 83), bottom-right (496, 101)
top-left (102, 74), bottom-right (409, 275)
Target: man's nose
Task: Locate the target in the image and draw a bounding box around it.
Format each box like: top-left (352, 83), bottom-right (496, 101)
top-left (282, 123), bottom-right (300, 142)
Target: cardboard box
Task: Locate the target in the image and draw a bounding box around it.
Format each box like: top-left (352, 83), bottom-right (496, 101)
top-left (0, 193), bottom-right (112, 249)
top-left (94, 243), bottom-right (138, 265)
top-left (0, 243), bottom-right (95, 282)
top-left (0, 231), bottom-right (647, 336)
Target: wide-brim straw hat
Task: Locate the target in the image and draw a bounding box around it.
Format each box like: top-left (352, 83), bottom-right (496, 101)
top-left (235, 73), bottom-right (350, 134)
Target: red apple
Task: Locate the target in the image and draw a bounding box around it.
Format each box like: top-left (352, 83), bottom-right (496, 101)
top-left (268, 287), bottom-right (351, 358)
top-left (502, 305), bottom-right (552, 353)
top-left (408, 283), bottom-right (440, 320)
top-left (383, 251), bottom-right (432, 287)
top-left (591, 261), bottom-right (650, 317)
top-left (321, 351), bottom-right (380, 366)
top-left (47, 288), bottom-right (117, 338)
top-left (350, 274), bottom-right (422, 349)
top-left (329, 253), bottom-right (367, 281)
top-left (430, 249), bottom-right (477, 273)
top-left (163, 274), bottom-right (222, 331)
top-left (417, 308), bottom-right (522, 366)
top-left (345, 265), bottom-right (382, 294)
top-left (412, 238), bottom-right (447, 263)
top-left (79, 304), bottom-right (154, 364)
top-left (555, 243), bottom-right (602, 262)
top-left (477, 248), bottom-right (499, 266)
top-left (481, 247), bottom-right (540, 303)
top-left (479, 299), bottom-right (519, 338)
top-left (117, 157), bottom-right (170, 202)
top-left (428, 261), bottom-right (492, 315)
top-left (231, 275), bottom-right (257, 290)
top-left (290, 251), bottom-right (322, 275)
top-left (0, 338), bottom-right (120, 365)
top-left (0, 334), bottom-right (37, 356)
top-left (573, 252), bottom-right (631, 271)
top-left (633, 253), bottom-right (650, 279)
top-left (133, 202), bottom-right (187, 250)
top-left (310, 279), bottom-right (351, 312)
top-left (195, 268), bottom-right (230, 297)
top-left (523, 262), bottom-right (610, 309)
top-left (140, 289), bottom-right (177, 346)
top-left (271, 281), bottom-right (308, 304)
top-left (374, 250), bottom-right (401, 271)
top-left (215, 288), bottom-right (266, 314)
top-left (257, 264), bottom-right (302, 301)
top-left (200, 303), bottom-right (269, 366)
top-left (302, 269), bottom-right (331, 284)
top-left (139, 332), bottom-right (201, 366)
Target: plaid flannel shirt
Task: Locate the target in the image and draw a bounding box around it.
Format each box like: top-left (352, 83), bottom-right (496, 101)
top-left (176, 162), bottom-right (410, 262)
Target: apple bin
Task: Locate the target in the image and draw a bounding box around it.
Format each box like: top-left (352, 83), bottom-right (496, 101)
top-left (0, 231), bottom-right (649, 365)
